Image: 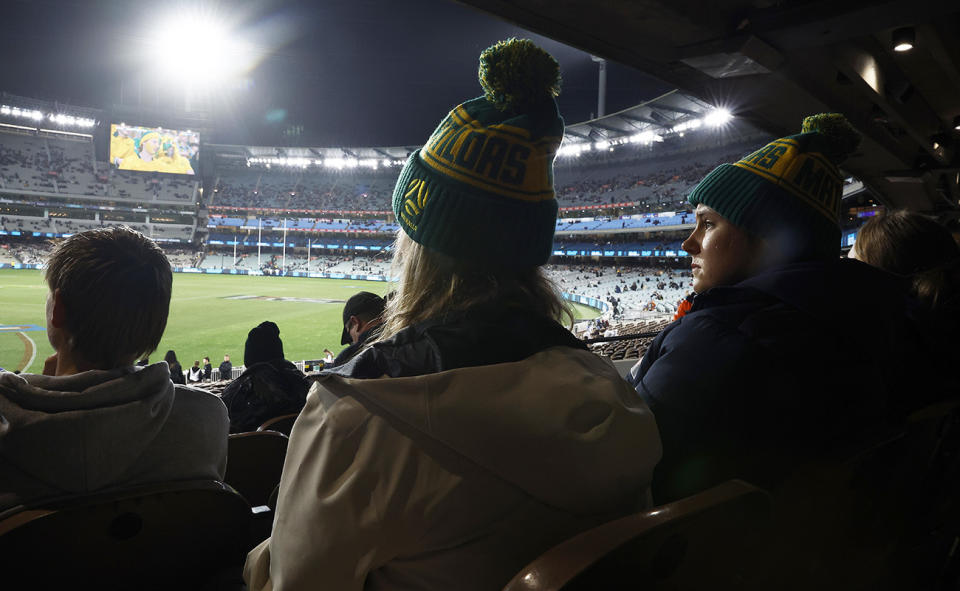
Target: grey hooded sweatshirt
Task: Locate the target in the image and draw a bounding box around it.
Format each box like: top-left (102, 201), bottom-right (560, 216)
top-left (0, 362), bottom-right (229, 512)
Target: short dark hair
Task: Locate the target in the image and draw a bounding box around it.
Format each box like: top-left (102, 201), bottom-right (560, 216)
top-left (45, 226), bottom-right (172, 368)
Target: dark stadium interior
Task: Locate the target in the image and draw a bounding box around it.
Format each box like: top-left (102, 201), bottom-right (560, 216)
top-left (1, 0), bottom-right (959, 589)
top-left (459, 0), bottom-right (960, 213)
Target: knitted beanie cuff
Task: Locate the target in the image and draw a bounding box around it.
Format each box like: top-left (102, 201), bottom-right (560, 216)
top-left (393, 151), bottom-right (558, 267)
top-left (689, 164), bottom-right (839, 259)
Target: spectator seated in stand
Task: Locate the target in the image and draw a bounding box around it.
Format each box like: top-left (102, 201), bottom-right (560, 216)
top-left (332, 291), bottom-right (386, 367)
top-left (220, 321), bottom-right (309, 434)
top-left (244, 40), bottom-right (660, 591)
top-left (628, 114), bottom-right (933, 503)
top-left (164, 350), bottom-right (185, 385)
top-left (0, 226), bottom-right (228, 512)
top-left (848, 209), bottom-right (960, 402)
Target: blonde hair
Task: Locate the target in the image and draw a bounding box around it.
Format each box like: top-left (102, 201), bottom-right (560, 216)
top-left (377, 231), bottom-right (573, 341)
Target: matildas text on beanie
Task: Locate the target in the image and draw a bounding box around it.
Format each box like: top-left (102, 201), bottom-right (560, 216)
top-left (391, 38), bottom-right (564, 267)
top-left (688, 113), bottom-right (861, 258)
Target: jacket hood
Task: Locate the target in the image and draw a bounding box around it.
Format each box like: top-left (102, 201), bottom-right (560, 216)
top-left (319, 346), bottom-right (661, 516)
top-left (0, 363), bottom-right (175, 494)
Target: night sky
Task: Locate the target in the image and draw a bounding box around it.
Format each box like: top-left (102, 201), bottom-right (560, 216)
top-left (0, 0), bottom-right (670, 147)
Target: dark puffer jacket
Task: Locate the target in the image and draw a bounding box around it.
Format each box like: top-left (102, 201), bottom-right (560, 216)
top-left (629, 258), bottom-right (930, 502)
top-left (220, 359), bottom-right (309, 433)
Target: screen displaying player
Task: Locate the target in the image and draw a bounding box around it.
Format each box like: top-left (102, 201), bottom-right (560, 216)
top-left (110, 124), bottom-right (199, 175)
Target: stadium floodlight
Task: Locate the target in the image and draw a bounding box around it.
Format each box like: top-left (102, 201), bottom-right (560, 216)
top-left (150, 9), bottom-right (260, 90)
top-left (594, 140), bottom-right (609, 151)
top-left (48, 112), bottom-right (95, 129)
top-left (630, 131), bottom-right (660, 144)
top-left (704, 108), bottom-right (733, 127)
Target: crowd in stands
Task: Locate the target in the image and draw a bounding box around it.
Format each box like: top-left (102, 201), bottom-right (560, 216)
top-left (1, 214), bottom-right (193, 242)
top-left (208, 146), bottom-right (749, 214)
top-left (5, 242), bottom-right (47, 265)
top-left (1, 44), bottom-right (958, 588)
top-left (545, 264), bottom-right (692, 316)
top-left (553, 150), bottom-right (746, 208)
top-left (163, 247), bottom-right (200, 268)
top-left (213, 175), bottom-right (393, 211)
top-left (0, 130), bottom-right (196, 204)
top-left (197, 250), bottom-right (392, 276)
top-left (207, 214), bottom-right (397, 234)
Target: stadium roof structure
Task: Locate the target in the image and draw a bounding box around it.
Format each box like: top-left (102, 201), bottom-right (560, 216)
top-left (456, 0), bottom-right (960, 215)
top-left (562, 90), bottom-right (718, 143)
top-left (209, 143), bottom-right (418, 170)
top-left (210, 90), bottom-right (749, 170)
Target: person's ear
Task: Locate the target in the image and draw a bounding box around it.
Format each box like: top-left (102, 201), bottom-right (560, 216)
top-left (50, 289), bottom-right (68, 329)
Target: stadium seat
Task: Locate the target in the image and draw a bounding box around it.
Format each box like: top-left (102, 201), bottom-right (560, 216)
top-left (257, 412), bottom-right (299, 436)
top-left (0, 479), bottom-right (252, 589)
top-left (224, 431), bottom-right (289, 508)
top-left (502, 479), bottom-right (771, 591)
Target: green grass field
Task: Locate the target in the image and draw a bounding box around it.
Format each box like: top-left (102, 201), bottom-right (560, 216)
top-left (0, 269), bottom-right (599, 373)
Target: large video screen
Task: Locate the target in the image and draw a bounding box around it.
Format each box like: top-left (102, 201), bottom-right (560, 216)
top-left (110, 124), bottom-right (199, 175)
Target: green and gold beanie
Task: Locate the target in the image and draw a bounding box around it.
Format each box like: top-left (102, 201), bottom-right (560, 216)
top-left (688, 113), bottom-right (861, 260)
top-left (392, 38), bottom-right (564, 267)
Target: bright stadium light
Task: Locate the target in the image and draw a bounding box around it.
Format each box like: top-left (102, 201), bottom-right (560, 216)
top-left (673, 118), bottom-right (702, 133)
top-left (557, 143), bottom-right (578, 157)
top-left (630, 131), bottom-right (661, 144)
top-left (49, 113), bottom-right (91, 127)
top-left (704, 108), bottom-right (733, 127)
top-left (150, 9), bottom-right (260, 90)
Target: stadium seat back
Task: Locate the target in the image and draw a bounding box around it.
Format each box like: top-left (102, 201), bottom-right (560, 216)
top-left (257, 412), bottom-right (299, 436)
top-left (225, 430), bottom-right (289, 508)
top-left (502, 480), bottom-right (771, 591)
top-left (0, 480), bottom-right (251, 589)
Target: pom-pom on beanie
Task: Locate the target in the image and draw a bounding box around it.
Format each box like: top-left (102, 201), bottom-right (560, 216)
top-left (244, 321), bottom-right (284, 366)
top-left (391, 38), bottom-right (564, 268)
top-left (688, 113), bottom-right (861, 260)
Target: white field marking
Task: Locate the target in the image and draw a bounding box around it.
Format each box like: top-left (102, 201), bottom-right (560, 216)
top-left (17, 331), bottom-right (37, 372)
top-left (170, 295), bottom-right (223, 302)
